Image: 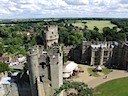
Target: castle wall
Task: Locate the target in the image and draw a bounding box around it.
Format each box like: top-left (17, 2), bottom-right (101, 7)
top-left (115, 43), bottom-right (128, 69)
top-left (90, 48), bottom-right (95, 65)
top-left (63, 45), bottom-right (74, 55)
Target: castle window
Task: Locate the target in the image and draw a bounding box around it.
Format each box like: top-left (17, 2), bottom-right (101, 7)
top-left (110, 52), bottom-right (112, 56)
top-left (95, 51), bottom-right (98, 56)
top-left (40, 76), bottom-right (44, 82)
top-left (94, 58), bottom-right (98, 62)
top-left (52, 32), bottom-right (53, 34)
top-left (103, 57), bottom-right (108, 62)
top-left (94, 58), bottom-right (99, 65)
top-left (50, 36), bottom-right (52, 38)
top-left (40, 62), bottom-right (46, 69)
top-left (104, 51), bottom-right (108, 56)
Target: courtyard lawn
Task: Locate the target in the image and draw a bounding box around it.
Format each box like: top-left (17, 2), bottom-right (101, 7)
top-left (72, 20), bottom-right (120, 33)
top-left (102, 68), bottom-right (110, 75)
top-left (87, 67), bottom-right (110, 77)
top-left (87, 68), bottom-right (99, 77)
top-left (94, 77), bottom-right (128, 96)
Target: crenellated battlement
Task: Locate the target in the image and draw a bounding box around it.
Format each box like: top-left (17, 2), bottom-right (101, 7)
top-left (28, 47), bottom-right (38, 56)
top-left (28, 45), bottom-right (44, 57)
top-left (48, 46), bottom-right (62, 56)
top-left (82, 41), bottom-right (114, 45)
top-left (43, 25), bottom-right (59, 49)
top-left (47, 25), bottom-right (58, 29)
top-left (63, 45), bottom-right (74, 49)
top-left (43, 25), bottom-right (58, 32)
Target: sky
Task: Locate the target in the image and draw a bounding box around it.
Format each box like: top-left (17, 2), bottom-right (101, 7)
top-left (0, 0), bottom-right (128, 19)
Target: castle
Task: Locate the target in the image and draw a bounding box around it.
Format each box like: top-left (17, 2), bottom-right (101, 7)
top-left (27, 25), bottom-right (63, 96)
top-left (27, 25), bottom-right (128, 96)
top-left (69, 41), bottom-right (128, 70)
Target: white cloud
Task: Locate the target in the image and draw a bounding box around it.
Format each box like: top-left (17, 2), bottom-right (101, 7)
top-left (63, 0), bottom-right (89, 5)
top-left (91, 0), bottom-right (103, 5)
top-left (120, 0), bottom-right (128, 4)
top-left (0, 0), bottom-right (128, 19)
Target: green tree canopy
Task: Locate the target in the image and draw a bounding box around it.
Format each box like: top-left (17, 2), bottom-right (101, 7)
top-left (93, 26), bottom-right (99, 32)
top-left (0, 62), bottom-right (9, 73)
top-left (54, 82), bottom-right (93, 96)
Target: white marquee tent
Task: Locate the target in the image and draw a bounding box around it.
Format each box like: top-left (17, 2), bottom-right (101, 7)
top-left (95, 65), bottom-right (102, 71)
top-left (63, 62), bottom-right (78, 78)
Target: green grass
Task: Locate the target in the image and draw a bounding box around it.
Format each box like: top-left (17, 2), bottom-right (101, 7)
top-left (87, 67), bottom-right (110, 77)
top-left (102, 68), bottom-right (110, 75)
top-left (72, 20), bottom-right (120, 33)
top-left (9, 68), bottom-right (22, 73)
top-left (72, 22), bottom-right (85, 28)
top-left (87, 68), bottom-right (99, 77)
top-left (94, 77), bottom-right (128, 96)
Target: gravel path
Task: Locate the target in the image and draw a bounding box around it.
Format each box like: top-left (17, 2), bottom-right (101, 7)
top-left (72, 65), bottom-right (96, 83)
top-left (72, 64), bottom-right (128, 88)
top-left (87, 69), bottom-right (128, 88)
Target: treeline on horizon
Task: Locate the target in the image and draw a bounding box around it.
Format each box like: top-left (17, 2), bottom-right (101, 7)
top-left (0, 18), bottom-right (128, 24)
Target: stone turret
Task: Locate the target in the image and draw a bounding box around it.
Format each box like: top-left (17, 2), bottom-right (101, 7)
top-left (27, 47), bottom-right (40, 96)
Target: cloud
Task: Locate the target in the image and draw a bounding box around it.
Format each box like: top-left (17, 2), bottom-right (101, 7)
top-left (63, 0), bottom-right (89, 5)
top-left (120, 0), bottom-right (128, 4)
top-left (0, 0), bottom-right (128, 19)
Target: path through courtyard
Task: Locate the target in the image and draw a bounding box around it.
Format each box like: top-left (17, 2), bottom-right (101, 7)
top-left (72, 64), bottom-right (128, 88)
top-left (87, 69), bottom-right (128, 88)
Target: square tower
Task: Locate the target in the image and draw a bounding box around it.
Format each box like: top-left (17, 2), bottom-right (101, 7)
top-left (43, 25), bottom-right (59, 49)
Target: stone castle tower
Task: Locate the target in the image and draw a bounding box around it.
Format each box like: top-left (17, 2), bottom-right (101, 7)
top-left (27, 25), bottom-right (63, 96)
top-left (43, 25), bottom-right (59, 49)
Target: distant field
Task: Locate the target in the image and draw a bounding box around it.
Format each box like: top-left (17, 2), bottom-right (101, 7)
top-left (72, 20), bottom-right (119, 33)
top-left (94, 77), bottom-right (128, 96)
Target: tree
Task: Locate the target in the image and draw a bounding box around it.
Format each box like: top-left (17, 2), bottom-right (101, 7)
top-left (91, 31), bottom-right (104, 41)
top-left (63, 53), bottom-right (68, 63)
top-left (0, 62), bottom-right (9, 73)
top-left (84, 25), bottom-right (88, 30)
top-left (23, 63), bottom-right (28, 72)
top-left (93, 26), bottom-right (99, 32)
top-left (116, 32), bottom-right (126, 41)
top-left (103, 27), bottom-right (111, 37)
top-left (112, 26), bottom-right (118, 32)
top-left (69, 32), bottom-right (85, 45)
top-left (54, 82), bottom-right (93, 96)
top-left (0, 43), bottom-right (4, 55)
top-left (83, 32), bottom-right (91, 41)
